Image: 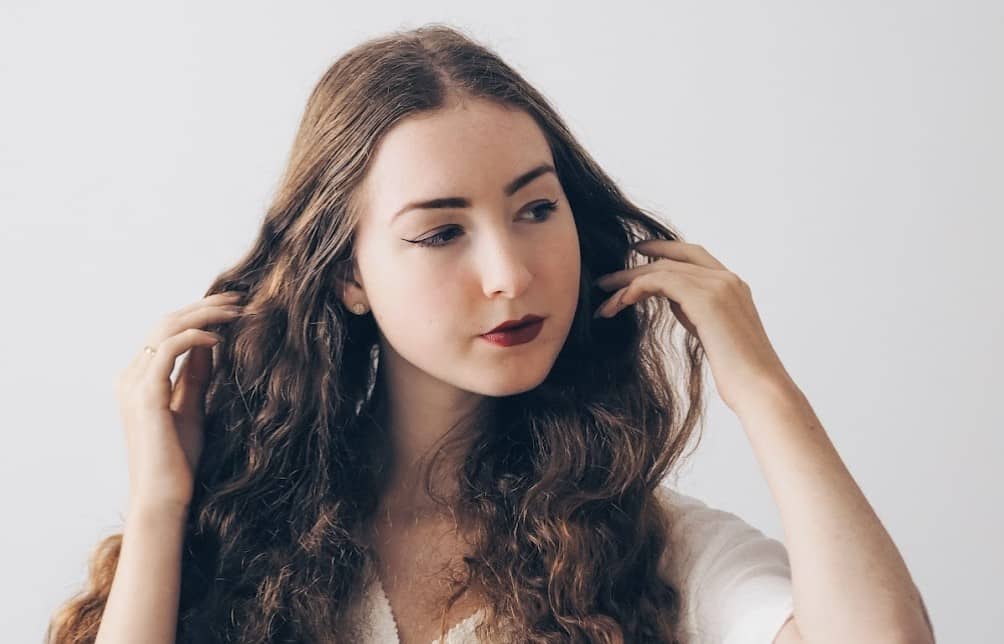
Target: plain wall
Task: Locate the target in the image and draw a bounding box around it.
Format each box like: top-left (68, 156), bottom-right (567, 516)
top-left (2, 1), bottom-right (1000, 641)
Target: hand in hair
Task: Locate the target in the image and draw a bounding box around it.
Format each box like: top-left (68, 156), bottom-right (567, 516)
top-left (114, 290), bottom-right (244, 513)
top-left (592, 239), bottom-right (793, 414)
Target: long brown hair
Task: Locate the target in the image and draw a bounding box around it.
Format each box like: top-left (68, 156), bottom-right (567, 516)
top-left (48, 23), bottom-right (707, 643)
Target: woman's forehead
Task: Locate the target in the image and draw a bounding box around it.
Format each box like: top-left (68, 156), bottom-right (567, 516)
top-left (360, 103), bottom-right (554, 219)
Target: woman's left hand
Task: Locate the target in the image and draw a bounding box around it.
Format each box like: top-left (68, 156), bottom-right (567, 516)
top-left (592, 239), bottom-right (795, 413)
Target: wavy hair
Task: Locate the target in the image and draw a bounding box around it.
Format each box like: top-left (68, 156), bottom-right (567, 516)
top-left (47, 23), bottom-right (708, 643)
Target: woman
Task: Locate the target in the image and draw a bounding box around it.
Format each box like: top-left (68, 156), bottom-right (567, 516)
top-left (47, 24), bottom-right (932, 644)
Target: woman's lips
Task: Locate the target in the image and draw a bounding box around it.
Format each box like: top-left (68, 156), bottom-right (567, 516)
top-left (479, 318), bottom-right (545, 347)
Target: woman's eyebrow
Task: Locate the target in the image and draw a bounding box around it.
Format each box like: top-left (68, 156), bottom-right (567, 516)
top-left (391, 162), bottom-right (556, 221)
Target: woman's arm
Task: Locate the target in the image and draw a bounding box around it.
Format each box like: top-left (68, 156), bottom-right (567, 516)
top-left (93, 503), bottom-right (187, 644)
top-left (593, 239), bottom-right (933, 641)
top-left (735, 380), bottom-right (934, 644)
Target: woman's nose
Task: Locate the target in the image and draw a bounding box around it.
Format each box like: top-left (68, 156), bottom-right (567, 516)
top-left (478, 237), bottom-right (533, 298)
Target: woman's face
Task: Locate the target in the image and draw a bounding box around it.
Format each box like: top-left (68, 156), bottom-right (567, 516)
top-left (345, 97), bottom-right (581, 396)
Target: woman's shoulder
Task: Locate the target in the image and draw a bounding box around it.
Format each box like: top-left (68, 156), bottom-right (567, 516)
top-left (654, 484), bottom-right (785, 557)
top-left (653, 483), bottom-right (796, 643)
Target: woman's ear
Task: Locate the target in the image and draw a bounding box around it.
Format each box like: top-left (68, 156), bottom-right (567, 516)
top-left (334, 257), bottom-right (366, 309)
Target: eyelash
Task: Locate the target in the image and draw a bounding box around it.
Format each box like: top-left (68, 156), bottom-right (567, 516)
top-left (409, 200), bottom-right (559, 248)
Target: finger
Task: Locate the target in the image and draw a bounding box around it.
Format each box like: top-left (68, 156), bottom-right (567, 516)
top-left (145, 303), bottom-right (244, 347)
top-left (600, 270), bottom-right (710, 318)
top-left (132, 305), bottom-right (242, 378)
top-left (621, 270), bottom-right (716, 307)
top-left (593, 284), bottom-right (630, 318)
top-left (169, 291), bottom-right (245, 319)
top-left (632, 239), bottom-right (729, 271)
top-left (170, 343), bottom-right (213, 416)
top-left (143, 292), bottom-right (244, 347)
top-left (593, 257), bottom-right (707, 292)
top-left (669, 299), bottom-right (700, 338)
top-left (135, 329), bottom-right (222, 410)
top-left (121, 293), bottom-right (243, 379)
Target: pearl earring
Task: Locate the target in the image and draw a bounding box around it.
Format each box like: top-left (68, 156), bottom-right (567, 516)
top-left (351, 303), bottom-right (368, 315)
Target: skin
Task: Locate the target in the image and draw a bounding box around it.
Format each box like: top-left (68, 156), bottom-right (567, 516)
top-left (339, 95), bottom-right (581, 519)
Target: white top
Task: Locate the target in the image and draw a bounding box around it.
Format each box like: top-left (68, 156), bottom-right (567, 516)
top-left (340, 484), bottom-right (795, 643)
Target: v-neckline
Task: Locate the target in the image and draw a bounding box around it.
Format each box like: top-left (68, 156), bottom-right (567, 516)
top-left (367, 557), bottom-right (484, 644)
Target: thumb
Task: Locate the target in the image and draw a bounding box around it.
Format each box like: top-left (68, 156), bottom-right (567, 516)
top-left (171, 345), bottom-right (214, 417)
top-left (670, 300), bottom-right (700, 340)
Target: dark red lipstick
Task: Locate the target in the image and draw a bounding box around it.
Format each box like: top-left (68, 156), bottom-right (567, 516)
top-left (485, 314), bottom-right (544, 333)
top-left (480, 314), bottom-right (545, 347)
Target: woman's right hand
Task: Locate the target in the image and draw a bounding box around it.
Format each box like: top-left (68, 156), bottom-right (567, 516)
top-left (115, 291), bottom-right (245, 514)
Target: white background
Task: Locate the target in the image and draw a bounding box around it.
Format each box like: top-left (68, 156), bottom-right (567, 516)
top-left (2, 1), bottom-right (1000, 641)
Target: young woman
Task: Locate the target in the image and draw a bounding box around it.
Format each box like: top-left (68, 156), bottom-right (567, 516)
top-left (48, 24), bottom-right (933, 644)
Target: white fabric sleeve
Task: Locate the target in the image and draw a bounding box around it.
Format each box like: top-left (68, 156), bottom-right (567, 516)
top-left (655, 484), bottom-right (796, 644)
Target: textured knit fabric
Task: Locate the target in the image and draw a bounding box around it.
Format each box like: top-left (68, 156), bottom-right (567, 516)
top-left (340, 484), bottom-right (795, 643)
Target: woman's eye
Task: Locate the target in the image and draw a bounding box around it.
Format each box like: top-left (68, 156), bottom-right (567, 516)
top-left (415, 226), bottom-right (462, 248)
top-left (409, 199), bottom-right (559, 249)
